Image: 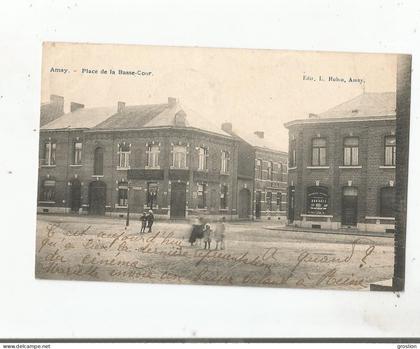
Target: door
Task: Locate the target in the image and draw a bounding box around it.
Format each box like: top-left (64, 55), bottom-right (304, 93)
top-left (255, 191), bottom-right (261, 219)
top-left (70, 179), bottom-right (81, 212)
top-left (170, 182), bottom-right (186, 218)
top-left (288, 186), bottom-right (295, 222)
top-left (342, 187), bottom-right (358, 226)
top-left (89, 181), bottom-right (106, 215)
top-left (238, 188), bottom-right (251, 219)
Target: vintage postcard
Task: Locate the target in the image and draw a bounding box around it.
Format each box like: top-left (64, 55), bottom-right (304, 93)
top-left (35, 42), bottom-right (411, 291)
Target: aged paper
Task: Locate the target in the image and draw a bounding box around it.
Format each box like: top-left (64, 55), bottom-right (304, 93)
top-left (36, 42), bottom-right (410, 291)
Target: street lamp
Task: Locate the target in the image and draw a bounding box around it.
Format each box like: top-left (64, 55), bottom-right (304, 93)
top-left (126, 180), bottom-right (130, 227)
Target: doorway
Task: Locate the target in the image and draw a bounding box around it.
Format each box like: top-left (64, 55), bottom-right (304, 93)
top-left (255, 191), bottom-right (261, 219)
top-left (238, 188), bottom-right (251, 219)
top-left (288, 186), bottom-right (295, 222)
top-left (342, 186), bottom-right (358, 226)
top-left (89, 181), bottom-right (106, 215)
top-left (170, 182), bottom-right (186, 218)
top-left (70, 178), bottom-right (81, 212)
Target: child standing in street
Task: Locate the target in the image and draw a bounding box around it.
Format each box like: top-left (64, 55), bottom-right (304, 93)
top-left (214, 217), bottom-right (226, 250)
top-left (203, 224), bottom-right (212, 250)
top-left (140, 211), bottom-right (147, 234)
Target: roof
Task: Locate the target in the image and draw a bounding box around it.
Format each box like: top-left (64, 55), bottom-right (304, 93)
top-left (317, 92), bottom-right (396, 119)
top-left (41, 98), bottom-right (232, 138)
top-left (41, 106), bottom-right (116, 130)
top-left (284, 92), bottom-right (396, 128)
top-left (228, 129), bottom-right (286, 153)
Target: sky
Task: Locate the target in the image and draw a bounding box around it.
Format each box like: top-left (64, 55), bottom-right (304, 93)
top-left (41, 43), bottom-right (398, 151)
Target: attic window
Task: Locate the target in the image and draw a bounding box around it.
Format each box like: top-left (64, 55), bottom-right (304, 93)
top-left (174, 110), bottom-right (186, 126)
top-left (351, 109), bottom-right (358, 114)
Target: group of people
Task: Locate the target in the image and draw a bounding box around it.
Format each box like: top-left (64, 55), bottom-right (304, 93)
top-left (189, 217), bottom-right (226, 250)
top-left (139, 210), bottom-right (154, 233)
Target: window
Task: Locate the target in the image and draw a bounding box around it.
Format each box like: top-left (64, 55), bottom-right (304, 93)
top-left (198, 146), bottom-right (208, 171)
top-left (220, 185), bottom-right (228, 209)
top-left (277, 192), bottom-right (282, 211)
top-left (266, 192), bottom-right (272, 211)
top-left (290, 139), bottom-right (296, 167)
top-left (43, 141), bottom-right (56, 166)
top-left (267, 161), bottom-right (273, 180)
top-left (385, 135), bottom-right (396, 166)
top-left (146, 144), bottom-right (159, 168)
top-left (312, 138), bottom-right (327, 166)
top-left (41, 179), bottom-right (56, 201)
top-left (197, 183), bottom-right (207, 208)
top-left (118, 181), bottom-right (128, 206)
top-left (173, 145), bottom-right (187, 169)
top-left (256, 159), bottom-right (262, 179)
top-left (221, 151), bottom-right (230, 173)
top-left (118, 143), bottom-right (130, 168)
top-left (93, 147), bottom-right (104, 175)
top-left (147, 182), bottom-right (158, 209)
top-left (278, 163), bottom-right (283, 182)
top-left (343, 137), bottom-right (359, 166)
top-left (73, 141), bottom-right (82, 165)
top-left (380, 187), bottom-right (395, 217)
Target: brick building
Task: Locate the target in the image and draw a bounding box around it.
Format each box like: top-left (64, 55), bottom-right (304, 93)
top-left (284, 92), bottom-right (396, 232)
top-left (37, 97), bottom-right (283, 221)
top-left (221, 124), bottom-right (288, 221)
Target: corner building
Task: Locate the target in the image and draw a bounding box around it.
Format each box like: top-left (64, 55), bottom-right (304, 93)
top-left (284, 92), bottom-right (396, 233)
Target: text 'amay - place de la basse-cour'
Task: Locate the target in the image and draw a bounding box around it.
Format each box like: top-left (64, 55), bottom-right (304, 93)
top-left (37, 92), bottom-right (396, 233)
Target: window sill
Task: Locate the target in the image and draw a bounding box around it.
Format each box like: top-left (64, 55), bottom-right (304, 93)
top-left (220, 171), bottom-right (230, 175)
top-left (145, 166), bottom-right (161, 169)
top-left (288, 166), bottom-right (297, 171)
top-left (115, 204), bottom-right (128, 209)
top-left (70, 164), bottom-right (82, 167)
top-left (307, 166), bottom-right (330, 169)
top-left (339, 165), bottom-right (362, 169)
top-left (379, 165), bottom-right (396, 169)
top-left (38, 201), bottom-right (56, 204)
top-left (117, 166), bottom-right (130, 171)
top-left (301, 214), bottom-right (333, 218)
top-left (92, 175), bottom-right (104, 178)
top-left (365, 216), bottom-right (395, 221)
top-left (170, 166), bottom-right (189, 170)
top-left (197, 169), bottom-right (209, 173)
top-left (40, 165), bottom-right (56, 168)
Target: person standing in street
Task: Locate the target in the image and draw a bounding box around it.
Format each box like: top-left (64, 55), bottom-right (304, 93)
top-left (140, 211), bottom-right (147, 234)
top-left (147, 210), bottom-right (154, 233)
top-left (214, 216), bottom-right (226, 250)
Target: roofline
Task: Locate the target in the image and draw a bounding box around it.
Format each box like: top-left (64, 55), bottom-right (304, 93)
top-left (284, 114), bottom-right (396, 128)
top-left (254, 146), bottom-right (287, 155)
top-left (41, 125), bottom-right (234, 140)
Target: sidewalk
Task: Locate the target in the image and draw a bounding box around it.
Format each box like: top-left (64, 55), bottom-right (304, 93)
top-left (264, 224), bottom-right (395, 238)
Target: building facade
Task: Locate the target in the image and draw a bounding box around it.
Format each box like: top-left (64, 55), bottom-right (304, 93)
top-left (284, 92), bottom-right (396, 233)
top-left (38, 97), bottom-right (284, 221)
top-left (221, 123), bottom-right (288, 221)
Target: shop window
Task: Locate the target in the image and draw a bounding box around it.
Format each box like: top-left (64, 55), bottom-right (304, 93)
top-left (380, 187), bottom-right (395, 217)
top-left (220, 185), bottom-right (228, 209)
top-left (118, 181), bottom-right (128, 206)
top-left (343, 137), bottom-right (359, 166)
top-left (147, 182), bottom-right (158, 209)
top-left (118, 143), bottom-right (130, 168)
top-left (221, 151), bottom-right (230, 173)
top-left (41, 179), bottom-right (56, 202)
top-left (43, 141), bottom-right (56, 166)
top-left (384, 135), bottom-right (396, 166)
top-left (197, 183), bottom-right (207, 208)
top-left (306, 186), bottom-right (329, 215)
top-left (198, 146), bottom-right (208, 171)
top-left (93, 147), bottom-right (104, 175)
top-left (146, 144), bottom-right (159, 168)
top-left (73, 141), bottom-right (82, 165)
top-left (312, 138), bottom-right (327, 166)
top-left (173, 145), bottom-right (187, 169)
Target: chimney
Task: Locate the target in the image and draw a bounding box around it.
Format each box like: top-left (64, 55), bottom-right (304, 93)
top-left (49, 94), bottom-right (64, 115)
top-left (309, 113), bottom-right (319, 119)
top-left (254, 131), bottom-right (264, 139)
top-left (70, 102), bottom-right (84, 112)
top-left (117, 101), bottom-right (126, 113)
top-left (168, 97), bottom-right (177, 108)
top-left (221, 122), bottom-right (233, 134)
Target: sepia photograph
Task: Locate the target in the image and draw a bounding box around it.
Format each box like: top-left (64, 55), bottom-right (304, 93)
top-left (35, 42), bottom-right (411, 291)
